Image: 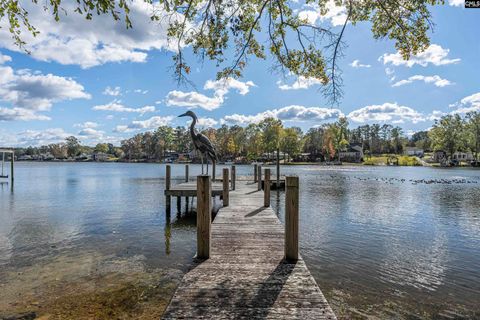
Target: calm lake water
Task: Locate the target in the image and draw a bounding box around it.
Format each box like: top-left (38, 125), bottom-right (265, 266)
top-left (1, 162), bottom-right (479, 319)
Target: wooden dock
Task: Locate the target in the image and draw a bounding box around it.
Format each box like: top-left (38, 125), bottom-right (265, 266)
top-left (165, 181), bottom-right (225, 197)
top-left (162, 177), bottom-right (336, 319)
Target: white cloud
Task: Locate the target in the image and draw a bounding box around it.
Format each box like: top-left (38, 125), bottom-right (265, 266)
top-left (166, 78), bottom-right (255, 110)
top-left (277, 76), bottom-right (323, 90)
top-left (203, 78), bottom-right (255, 96)
top-left (114, 115), bottom-right (174, 132)
top-left (222, 113), bottom-right (272, 125)
top-left (134, 89), bottom-right (148, 94)
top-left (103, 86), bottom-right (121, 96)
top-left (427, 110), bottom-right (446, 121)
top-left (1, 127), bottom-right (122, 147)
top-left (0, 53), bottom-right (11, 64)
top-left (14, 128), bottom-right (72, 146)
top-left (348, 103), bottom-right (427, 124)
top-left (385, 68), bottom-right (395, 76)
top-left (298, 0), bottom-right (348, 27)
top-left (392, 75), bottom-right (453, 88)
top-left (449, 92), bottom-right (480, 114)
top-left (459, 92), bottom-right (480, 106)
top-left (0, 67), bottom-right (90, 111)
top-left (78, 127), bottom-right (105, 138)
top-left (0, 107), bottom-right (51, 121)
top-left (0, 1), bottom-right (180, 68)
top-left (197, 117), bottom-right (218, 128)
top-left (384, 67), bottom-right (396, 82)
top-left (166, 90), bottom-right (223, 111)
top-left (350, 60), bottom-right (371, 68)
top-left (0, 57), bottom-right (90, 121)
top-left (74, 121), bottom-right (99, 129)
top-left (222, 105), bottom-right (343, 125)
top-left (380, 44), bottom-right (460, 67)
top-left (448, 0), bottom-right (464, 6)
top-left (92, 101), bottom-right (155, 114)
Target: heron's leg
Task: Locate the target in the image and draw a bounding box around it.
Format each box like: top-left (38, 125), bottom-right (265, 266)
top-left (201, 153), bottom-right (204, 174)
top-left (206, 157), bottom-right (209, 175)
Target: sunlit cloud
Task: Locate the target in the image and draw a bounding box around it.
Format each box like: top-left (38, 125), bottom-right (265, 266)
top-left (380, 44), bottom-right (460, 67)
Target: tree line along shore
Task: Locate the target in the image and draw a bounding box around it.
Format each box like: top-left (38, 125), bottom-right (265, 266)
top-left (7, 113), bottom-right (480, 167)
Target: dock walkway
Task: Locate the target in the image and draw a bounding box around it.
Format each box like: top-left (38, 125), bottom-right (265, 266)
top-left (162, 180), bottom-right (336, 319)
top-left (165, 181), bottom-right (225, 197)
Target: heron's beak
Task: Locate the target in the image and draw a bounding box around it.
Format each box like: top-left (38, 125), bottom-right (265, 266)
top-left (178, 113), bottom-right (187, 118)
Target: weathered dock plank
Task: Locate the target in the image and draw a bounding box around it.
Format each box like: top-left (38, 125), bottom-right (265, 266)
top-left (162, 180), bottom-right (336, 319)
top-left (165, 181), bottom-right (225, 197)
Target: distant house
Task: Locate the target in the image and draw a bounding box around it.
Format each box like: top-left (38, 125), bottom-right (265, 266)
top-left (40, 153), bottom-right (55, 161)
top-left (76, 153), bottom-right (92, 161)
top-left (93, 152), bottom-right (108, 162)
top-left (177, 152), bottom-right (191, 162)
top-left (431, 150), bottom-right (447, 162)
top-left (404, 147), bottom-right (424, 157)
top-left (18, 155), bottom-right (32, 161)
top-left (339, 145), bottom-right (364, 163)
top-left (293, 153), bottom-right (311, 162)
top-left (452, 152), bottom-right (474, 162)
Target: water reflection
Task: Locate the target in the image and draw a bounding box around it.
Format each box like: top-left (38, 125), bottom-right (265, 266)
top-left (0, 163), bottom-right (479, 319)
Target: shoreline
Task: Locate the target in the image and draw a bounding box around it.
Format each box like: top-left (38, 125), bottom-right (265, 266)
top-left (11, 160), bottom-right (479, 168)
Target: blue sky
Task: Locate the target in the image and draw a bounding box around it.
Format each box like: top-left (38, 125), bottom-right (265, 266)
top-left (0, 0), bottom-right (479, 147)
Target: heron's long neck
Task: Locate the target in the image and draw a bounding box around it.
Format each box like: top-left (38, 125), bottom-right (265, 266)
top-left (190, 116), bottom-right (197, 137)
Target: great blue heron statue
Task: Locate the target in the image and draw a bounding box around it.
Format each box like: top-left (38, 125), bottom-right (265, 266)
top-left (178, 111), bottom-right (217, 174)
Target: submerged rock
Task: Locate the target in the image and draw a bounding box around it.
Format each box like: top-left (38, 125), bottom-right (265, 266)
top-left (1, 312), bottom-right (36, 320)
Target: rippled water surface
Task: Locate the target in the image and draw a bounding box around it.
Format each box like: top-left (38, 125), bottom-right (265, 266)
top-left (1, 162), bottom-right (479, 319)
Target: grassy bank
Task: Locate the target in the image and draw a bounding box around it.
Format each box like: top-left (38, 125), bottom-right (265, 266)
top-left (363, 155), bottom-right (422, 166)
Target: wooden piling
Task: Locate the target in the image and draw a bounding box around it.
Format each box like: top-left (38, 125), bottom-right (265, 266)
top-left (264, 168), bottom-right (270, 207)
top-left (176, 196), bottom-right (181, 212)
top-left (231, 165), bottom-right (236, 190)
top-left (185, 164), bottom-right (189, 206)
top-left (10, 151), bottom-right (14, 184)
top-left (212, 161), bottom-right (216, 181)
top-left (257, 165), bottom-right (262, 191)
top-left (166, 165), bottom-right (171, 214)
top-left (254, 164), bottom-right (258, 182)
top-left (285, 176), bottom-right (299, 262)
top-left (222, 168), bottom-right (229, 207)
top-left (197, 175), bottom-right (211, 259)
top-left (276, 148), bottom-right (280, 187)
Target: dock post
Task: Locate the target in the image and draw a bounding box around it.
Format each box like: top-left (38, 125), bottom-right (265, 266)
top-left (197, 175), bottom-right (211, 259)
top-left (276, 148), bottom-right (280, 187)
top-left (177, 196), bottom-right (181, 213)
top-left (254, 164), bottom-right (258, 182)
top-left (10, 151), bottom-right (14, 184)
top-left (257, 165), bottom-right (262, 191)
top-left (264, 169), bottom-right (270, 207)
top-left (285, 176), bottom-right (299, 262)
top-left (212, 161), bottom-right (216, 181)
top-left (166, 165), bottom-right (171, 215)
top-left (231, 165), bottom-right (236, 190)
top-left (185, 164), bottom-right (189, 209)
top-left (222, 168), bottom-right (229, 207)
